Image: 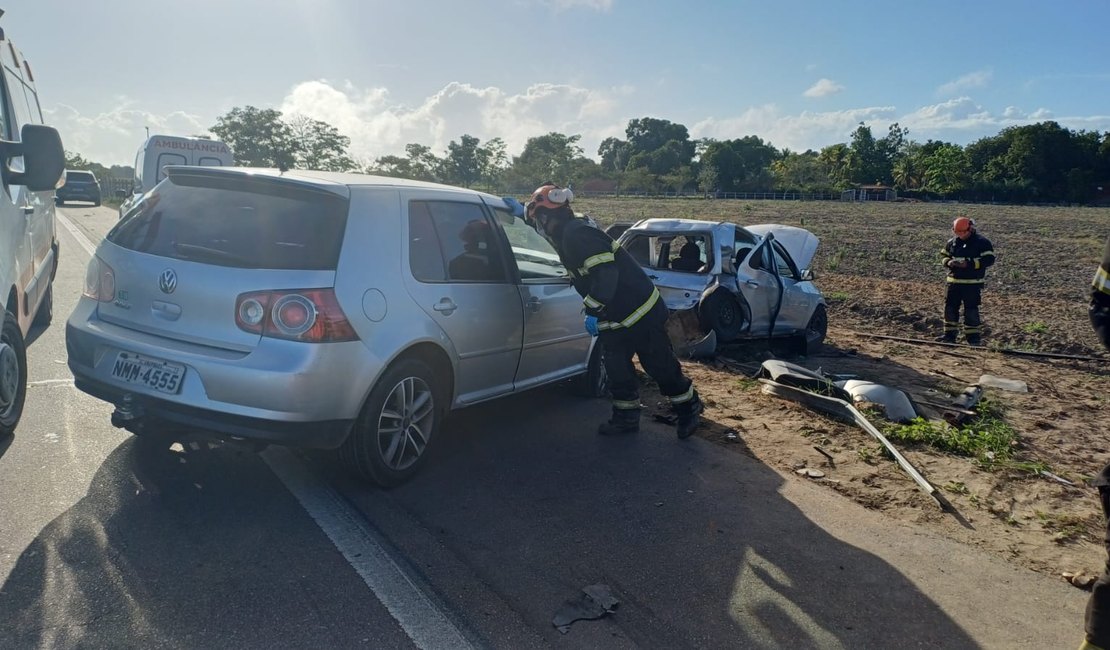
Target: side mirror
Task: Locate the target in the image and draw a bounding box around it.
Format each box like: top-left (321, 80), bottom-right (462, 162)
top-left (800, 269), bottom-right (816, 282)
top-left (1, 124), bottom-right (65, 192)
top-left (114, 189), bottom-right (128, 199)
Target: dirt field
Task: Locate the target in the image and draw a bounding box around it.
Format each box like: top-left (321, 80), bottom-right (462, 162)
top-left (575, 196), bottom-right (1110, 588)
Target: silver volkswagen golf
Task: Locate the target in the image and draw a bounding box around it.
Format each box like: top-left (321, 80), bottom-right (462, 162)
top-left (66, 167), bottom-right (605, 486)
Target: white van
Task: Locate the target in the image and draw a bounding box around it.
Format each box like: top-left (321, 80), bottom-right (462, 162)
top-left (0, 17), bottom-right (68, 436)
top-left (119, 134), bottom-right (233, 217)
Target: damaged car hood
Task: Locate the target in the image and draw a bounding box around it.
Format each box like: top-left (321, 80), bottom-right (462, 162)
top-left (746, 224), bottom-right (820, 270)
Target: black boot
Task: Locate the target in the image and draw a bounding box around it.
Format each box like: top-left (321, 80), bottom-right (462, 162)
top-left (935, 334), bottom-right (957, 343)
top-left (598, 408), bottom-right (641, 436)
top-left (675, 392), bottom-right (704, 439)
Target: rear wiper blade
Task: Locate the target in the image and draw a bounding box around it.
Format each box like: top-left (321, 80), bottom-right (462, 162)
top-left (173, 242), bottom-right (250, 265)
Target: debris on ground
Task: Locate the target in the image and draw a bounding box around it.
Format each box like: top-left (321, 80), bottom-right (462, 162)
top-left (838, 380), bottom-right (917, 422)
top-left (552, 584), bottom-right (620, 633)
top-left (977, 374), bottom-right (1030, 393)
top-left (943, 386), bottom-right (983, 426)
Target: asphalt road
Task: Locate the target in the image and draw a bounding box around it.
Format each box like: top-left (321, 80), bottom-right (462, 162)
top-left (0, 204), bottom-right (1091, 648)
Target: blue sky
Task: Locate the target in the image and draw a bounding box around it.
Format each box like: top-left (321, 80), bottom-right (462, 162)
top-left (5, 0), bottom-right (1108, 166)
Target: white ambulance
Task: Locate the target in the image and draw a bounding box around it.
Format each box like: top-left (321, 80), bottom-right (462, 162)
top-left (119, 135), bottom-right (234, 217)
top-left (0, 13), bottom-right (68, 436)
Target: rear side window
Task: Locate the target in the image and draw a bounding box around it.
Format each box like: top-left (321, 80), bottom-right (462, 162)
top-left (107, 178), bottom-right (349, 270)
top-left (408, 200), bottom-right (507, 283)
top-left (156, 153), bottom-right (187, 183)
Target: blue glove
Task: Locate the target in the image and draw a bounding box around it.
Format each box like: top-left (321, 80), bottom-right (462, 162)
top-left (584, 315), bottom-right (599, 337)
top-left (502, 196), bottom-right (525, 218)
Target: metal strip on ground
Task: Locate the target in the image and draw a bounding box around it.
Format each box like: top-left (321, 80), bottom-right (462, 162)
top-left (261, 447), bottom-right (474, 650)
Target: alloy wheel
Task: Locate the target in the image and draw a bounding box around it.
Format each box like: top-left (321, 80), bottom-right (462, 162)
top-left (376, 376), bottom-right (435, 471)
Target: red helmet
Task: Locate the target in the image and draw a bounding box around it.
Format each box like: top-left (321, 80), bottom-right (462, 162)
top-left (952, 217), bottom-right (974, 235)
top-left (526, 183), bottom-right (574, 221)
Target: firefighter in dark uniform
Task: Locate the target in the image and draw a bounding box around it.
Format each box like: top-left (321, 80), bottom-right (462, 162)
top-left (1082, 237), bottom-right (1110, 650)
top-left (938, 216), bottom-right (996, 345)
top-left (523, 182), bottom-right (703, 438)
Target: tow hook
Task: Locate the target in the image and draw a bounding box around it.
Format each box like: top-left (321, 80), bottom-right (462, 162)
top-left (110, 393), bottom-right (145, 431)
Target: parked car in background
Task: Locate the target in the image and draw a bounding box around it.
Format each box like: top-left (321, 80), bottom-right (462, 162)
top-left (616, 219), bottom-right (828, 355)
top-left (118, 134), bottom-right (234, 217)
top-left (55, 169), bottom-right (101, 206)
top-left (67, 167), bottom-right (606, 486)
top-left (0, 18), bottom-right (68, 437)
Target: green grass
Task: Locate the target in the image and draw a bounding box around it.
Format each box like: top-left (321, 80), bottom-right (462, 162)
top-left (1022, 321), bottom-right (1049, 334)
top-left (825, 290), bottom-right (852, 301)
top-left (881, 405), bottom-right (1018, 461)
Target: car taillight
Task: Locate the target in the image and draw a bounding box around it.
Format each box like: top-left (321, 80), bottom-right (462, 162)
top-left (235, 288), bottom-right (358, 343)
top-left (82, 256), bottom-right (115, 303)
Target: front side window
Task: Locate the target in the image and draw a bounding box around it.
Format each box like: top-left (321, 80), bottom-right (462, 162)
top-left (494, 208), bottom-right (567, 281)
top-left (771, 241), bottom-right (800, 279)
top-left (108, 177), bottom-right (349, 270)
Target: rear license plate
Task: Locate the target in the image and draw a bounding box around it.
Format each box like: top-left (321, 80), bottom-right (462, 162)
top-left (110, 352), bottom-right (185, 394)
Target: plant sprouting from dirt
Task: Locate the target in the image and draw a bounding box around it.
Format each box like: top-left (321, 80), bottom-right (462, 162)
top-left (881, 402), bottom-right (1019, 462)
top-left (1038, 512), bottom-right (1102, 545)
top-left (1022, 321), bottom-right (1049, 334)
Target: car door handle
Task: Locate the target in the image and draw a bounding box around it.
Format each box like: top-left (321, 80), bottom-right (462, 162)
top-left (745, 280), bottom-right (760, 288)
top-left (526, 296), bottom-right (542, 313)
top-left (648, 275), bottom-right (659, 280)
top-left (432, 298), bottom-right (457, 315)
top-left (21, 206), bottom-right (33, 215)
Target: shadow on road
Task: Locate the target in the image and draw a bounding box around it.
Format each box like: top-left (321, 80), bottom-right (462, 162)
top-left (337, 384), bottom-right (982, 649)
top-left (0, 437), bottom-right (395, 648)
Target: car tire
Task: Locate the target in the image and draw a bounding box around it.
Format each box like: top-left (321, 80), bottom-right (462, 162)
top-left (805, 304), bottom-right (828, 354)
top-left (93, 200), bottom-right (101, 207)
top-left (340, 358), bottom-right (442, 487)
top-left (33, 282), bottom-right (52, 328)
top-left (699, 289), bottom-right (747, 342)
top-left (571, 343), bottom-right (608, 398)
top-left (0, 310), bottom-right (27, 437)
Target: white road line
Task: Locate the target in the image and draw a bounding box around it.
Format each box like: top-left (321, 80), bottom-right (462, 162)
top-left (57, 210), bottom-right (469, 648)
top-left (262, 447), bottom-right (473, 650)
top-left (28, 379), bottom-right (73, 386)
top-left (56, 211), bottom-right (96, 257)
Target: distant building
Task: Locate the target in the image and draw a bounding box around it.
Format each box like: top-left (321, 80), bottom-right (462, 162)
top-left (841, 184), bottom-right (897, 202)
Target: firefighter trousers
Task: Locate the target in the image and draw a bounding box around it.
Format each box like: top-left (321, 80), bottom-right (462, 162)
top-left (599, 301), bottom-right (695, 412)
top-left (944, 283), bottom-right (983, 341)
top-left (1086, 463), bottom-right (1110, 648)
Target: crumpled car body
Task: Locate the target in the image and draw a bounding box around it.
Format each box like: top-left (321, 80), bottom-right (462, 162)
top-left (616, 219), bottom-right (827, 353)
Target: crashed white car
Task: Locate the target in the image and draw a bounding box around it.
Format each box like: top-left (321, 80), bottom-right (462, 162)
top-left (615, 219), bottom-right (827, 354)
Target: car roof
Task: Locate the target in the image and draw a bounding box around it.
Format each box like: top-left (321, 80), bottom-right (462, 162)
top-left (164, 166), bottom-right (499, 200)
top-left (629, 218), bottom-right (723, 231)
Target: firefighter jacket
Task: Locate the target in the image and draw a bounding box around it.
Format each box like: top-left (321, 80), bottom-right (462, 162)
top-left (1091, 236), bottom-right (1110, 350)
top-left (552, 217), bottom-right (660, 331)
top-left (941, 232), bottom-right (995, 284)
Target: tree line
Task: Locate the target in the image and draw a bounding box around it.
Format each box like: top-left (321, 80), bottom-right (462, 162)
top-left (68, 105), bottom-right (1110, 204)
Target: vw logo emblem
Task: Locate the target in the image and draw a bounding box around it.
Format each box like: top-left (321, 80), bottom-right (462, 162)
top-left (158, 269), bottom-right (177, 294)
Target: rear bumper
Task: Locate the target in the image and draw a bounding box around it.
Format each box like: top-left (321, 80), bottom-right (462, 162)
top-left (71, 374), bottom-right (354, 448)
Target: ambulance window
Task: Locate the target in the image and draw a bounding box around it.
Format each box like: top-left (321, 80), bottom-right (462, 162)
top-left (156, 153), bottom-right (187, 182)
top-left (198, 156), bottom-right (224, 167)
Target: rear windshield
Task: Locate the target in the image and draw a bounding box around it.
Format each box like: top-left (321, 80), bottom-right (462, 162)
top-left (67, 171), bottom-right (95, 182)
top-left (107, 178), bottom-right (349, 270)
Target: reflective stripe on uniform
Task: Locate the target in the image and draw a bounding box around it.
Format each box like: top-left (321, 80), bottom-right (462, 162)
top-left (597, 288), bottom-right (661, 331)
top-left (577, 241), bottom-right (621, 276)
top-left (612, 399), bottom-right (641, 410)
top-left (946, 277), bottom-right (985, 284)
top-left (963, 326), bottom-right (981, 333)
top-left (668, 385), bottom-right (695, 404)
top-left (943, 321), bottom-right (959, 332)
top-left (584, 295), bottom-right (603, 309)
top-left (1095, 266), bottom-right (1110, 296)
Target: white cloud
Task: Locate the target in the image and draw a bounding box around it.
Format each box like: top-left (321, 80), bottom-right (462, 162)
top-left (278, 79), bottom-right (627, 163)
top-left (803, 78), bottom-right (844, 98)
top-left (43, 102), bottom-right (209, 165)
top-left (937, 70), bottom-right (992, 96)
top-left (548, 0), bottom-right (614, 10)
top-left (692, 104), bottom-right (896, 152)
